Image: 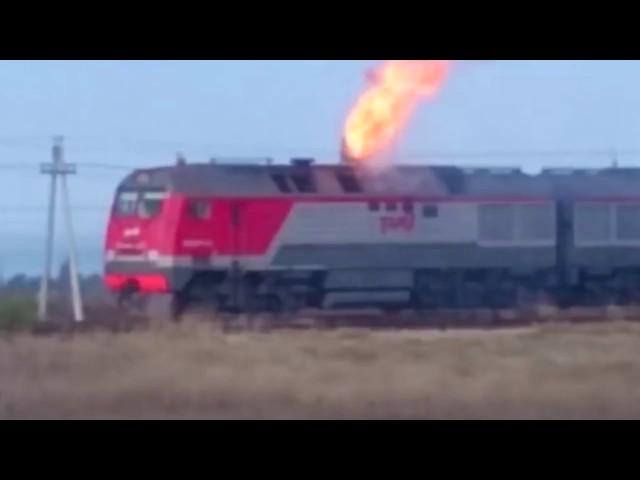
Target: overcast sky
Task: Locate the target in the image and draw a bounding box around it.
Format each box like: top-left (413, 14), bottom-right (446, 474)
top-left (2, 60), bottom-right (640, 273)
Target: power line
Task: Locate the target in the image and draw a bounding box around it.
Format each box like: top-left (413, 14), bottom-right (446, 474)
top-left (4, 133), bottom-right (640, 159)
top-left (0, 162), bottom-right (131, 171)
top-left (3, 146), bottom-right (640, 179)
top-left (78, 162), bottom-right (135, 171)
top-left (0, 164), bottom-right (39, 170)
top-left (0, 206), bottom-right (107, 212)
top-left (397, 149), bottom-right (639, 160)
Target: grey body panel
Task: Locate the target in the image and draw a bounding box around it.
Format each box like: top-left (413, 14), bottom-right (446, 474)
top-left (324, 270), bottom-right (415, 290)
top-left (107, 242), bottom-right (556, 293)
top-left (273, 244), bottom-right (556, 271)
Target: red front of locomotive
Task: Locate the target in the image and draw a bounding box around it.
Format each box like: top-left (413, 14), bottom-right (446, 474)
top-left (104, 168), bottom-right (189, 296)
top-left (105, 193), bottom-right (169, 294)
top-left (103, 166), bottom-right (289, 297)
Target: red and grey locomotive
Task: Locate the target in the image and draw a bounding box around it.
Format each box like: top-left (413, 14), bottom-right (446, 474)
top-left (104, 158), bottom-right (640, 319)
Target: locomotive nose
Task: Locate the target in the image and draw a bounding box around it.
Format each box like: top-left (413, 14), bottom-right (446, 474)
top-left (104, 186), bottom-right (170, 295)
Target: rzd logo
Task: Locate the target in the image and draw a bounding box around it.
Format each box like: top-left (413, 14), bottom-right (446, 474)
top-left (380, 215), bottom-right (415, 235)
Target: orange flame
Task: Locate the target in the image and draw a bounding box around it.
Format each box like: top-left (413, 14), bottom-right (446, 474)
top-left (343, 60), bottom-right (450, 163)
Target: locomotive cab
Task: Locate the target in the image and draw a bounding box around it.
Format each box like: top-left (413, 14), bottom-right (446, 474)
top-left (104, 171), bottom-right (173, 298)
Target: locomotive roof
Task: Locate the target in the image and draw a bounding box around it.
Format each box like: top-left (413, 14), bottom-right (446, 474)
top-left (117, 161), bottom-right (640, 199)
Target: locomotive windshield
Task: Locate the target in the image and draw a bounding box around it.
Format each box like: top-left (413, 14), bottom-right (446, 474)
top-left (139, 191), bottom-right (166, 219)
top-left (114, 189), bottom-right (167, 218)
top-left (115, 191), bottom-right (138, 216)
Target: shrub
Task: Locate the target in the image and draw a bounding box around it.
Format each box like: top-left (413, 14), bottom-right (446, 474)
top-left (0, 296), bottom-right (38, 333)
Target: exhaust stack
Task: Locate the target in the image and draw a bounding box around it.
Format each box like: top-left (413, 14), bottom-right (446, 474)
top-left (340, 137), bottom-right (358, 165)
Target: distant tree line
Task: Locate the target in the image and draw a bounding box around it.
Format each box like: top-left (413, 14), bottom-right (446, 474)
top-left (0, 259), bottom-right (111, 304)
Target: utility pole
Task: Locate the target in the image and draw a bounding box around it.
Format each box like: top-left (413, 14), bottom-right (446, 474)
top-left (38, 140), bottom-right (59, 322)
top-left (38, 137), bottom-right (84, 323)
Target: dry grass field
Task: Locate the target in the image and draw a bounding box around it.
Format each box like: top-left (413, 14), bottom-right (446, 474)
top-left (2, 320), bottom-right (640, 419)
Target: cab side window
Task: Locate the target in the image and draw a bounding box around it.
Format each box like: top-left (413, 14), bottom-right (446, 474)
top-left (188, 200), bottom-right (212, 220)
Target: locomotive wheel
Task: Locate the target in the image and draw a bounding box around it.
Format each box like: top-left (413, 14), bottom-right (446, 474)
top-left (117, 283), bottom-right (148, 315)
top-left (117, 291), bottom-right (135, 312)
top-left (170, 292), bottom-right (189, 322)
top-left (170, 281), bottom-right (221, 324)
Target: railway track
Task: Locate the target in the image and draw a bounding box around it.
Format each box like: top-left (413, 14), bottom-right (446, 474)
top-left (30, 304), bottom-right (640, 336)
top-left (217, 305), bottom-right (640, 332)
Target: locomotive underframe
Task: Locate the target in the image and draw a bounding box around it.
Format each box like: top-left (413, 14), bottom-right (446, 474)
top-left (110, 261), bottom-right (640, 320)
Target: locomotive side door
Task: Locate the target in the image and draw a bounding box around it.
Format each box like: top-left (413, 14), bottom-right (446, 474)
top-left (228, 201), bottom-right (245, 310)
top-left (229, 201), bottom-right (248, 267)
